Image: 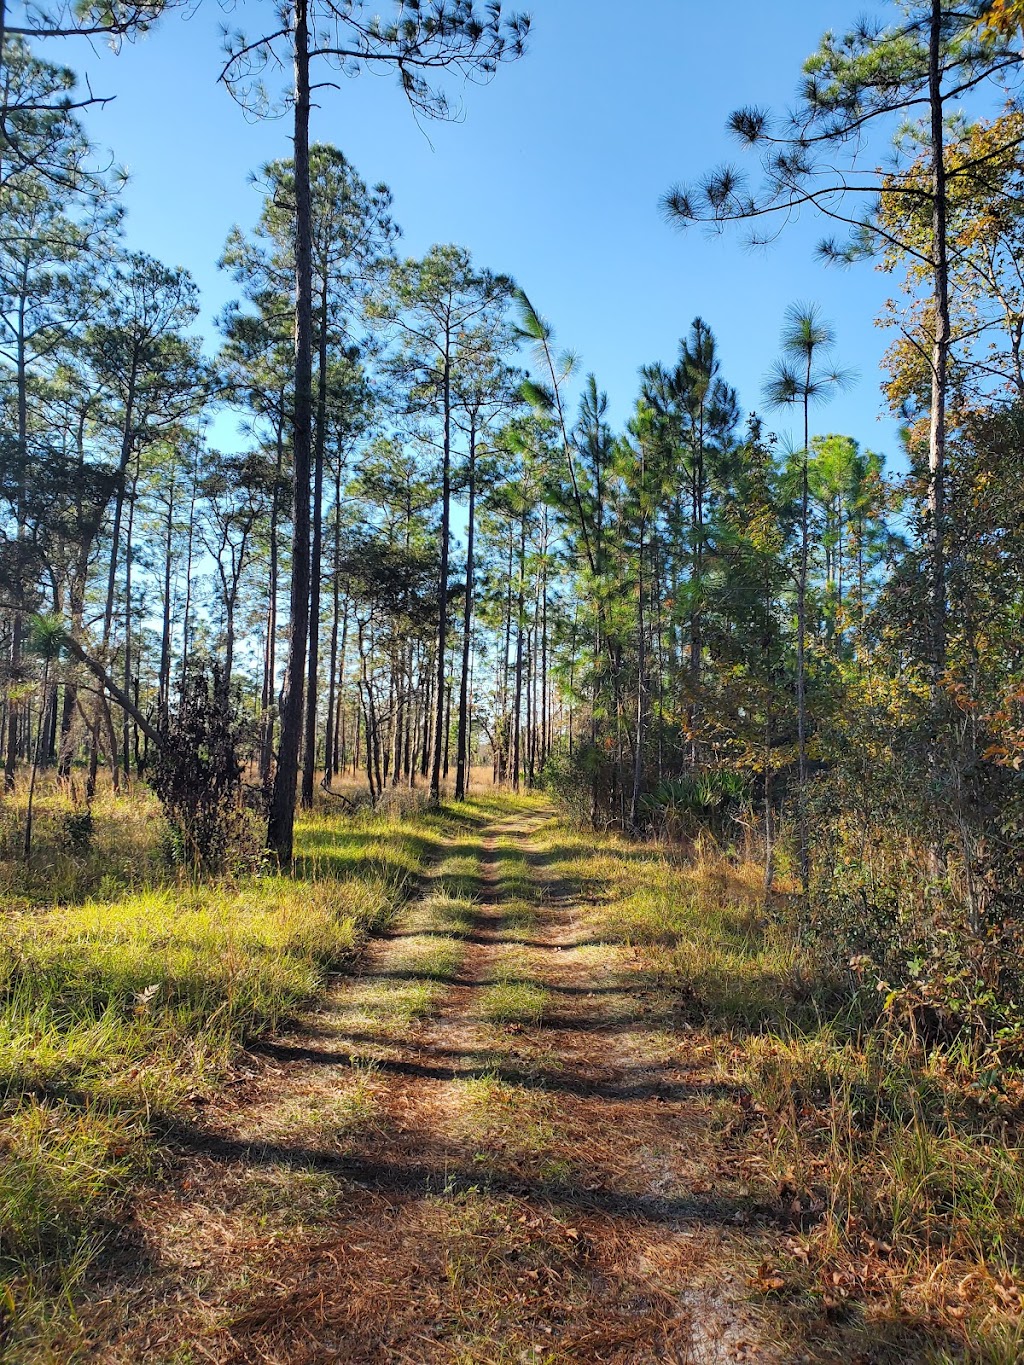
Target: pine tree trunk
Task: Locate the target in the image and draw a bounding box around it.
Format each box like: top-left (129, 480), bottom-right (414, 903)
top-left (301, 273), bottom-right (330, 807)
top-left (927, 0), bottom-right (949, 685)
top-left (5, 292), bottom-right (28, 792)
top-left (420, 652), bottom-right (433, 780)
top-left (443, 676), bottom-right (452, 780)
top-left (180, 449), bottom-right (199, 686)
top-left (430, 352), bottom-right (452, 801)
top-left (158, 469), bottom-right (176, 717)
top-left (630, 463), bottom-right (647, 831)
top-left (454, 418), bottom-right (476, 800)
top-left (268, 0), bottom-right (313, 862)
top-left (259, 420), bottom-right (284, 786)
top-left (797, 392), bottom-right (810, 900)
top-left (121, 461), bottom-right (137, 781)
top-left (512, 518), bottom-right (526, 791)
top-left (540, 526), bottom-right (549, 768)
top-left (323, 481), bottom-right (343, 790)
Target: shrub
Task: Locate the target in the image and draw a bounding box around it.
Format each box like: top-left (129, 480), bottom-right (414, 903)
top-left (642, 769), bottom-right (750, 839)
top-left (147, 665), bottom-right (261, 876)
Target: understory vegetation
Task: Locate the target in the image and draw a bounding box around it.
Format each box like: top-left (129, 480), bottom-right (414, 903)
top-left (555, 820), bottom-right (1024, 1358)
top-left (0, 782), bottom-right (453, 1345)
top-left (2, 781), bottom-right (1023, 1358)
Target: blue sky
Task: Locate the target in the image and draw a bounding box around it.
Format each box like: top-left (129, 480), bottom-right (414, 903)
top-left (52, 0), bottom-right (916, 461)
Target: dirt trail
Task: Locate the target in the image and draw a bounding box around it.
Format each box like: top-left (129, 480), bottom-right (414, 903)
top-left (92, 804), bottom-right (782, 1364)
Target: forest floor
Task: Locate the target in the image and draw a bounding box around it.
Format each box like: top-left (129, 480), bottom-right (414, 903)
top-left (3, 790), bottom-right (1018, 1362)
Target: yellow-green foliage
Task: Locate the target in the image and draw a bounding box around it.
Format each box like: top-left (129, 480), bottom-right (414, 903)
top-left (0, 783), bottom-right (167, 908)
top-left (0, 790), bottom-right (452, 1309)
top-left (555, 833), bottom-right (813, 1031)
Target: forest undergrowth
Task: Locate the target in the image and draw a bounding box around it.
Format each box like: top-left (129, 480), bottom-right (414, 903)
top-left (1, 783), bottom-right (1022, 1360)
top-left (0, 776), bottom-right (462, 1350)
top-left (559, 822), bottom-right (1024, 1362)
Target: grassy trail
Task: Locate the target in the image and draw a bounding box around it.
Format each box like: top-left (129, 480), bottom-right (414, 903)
top-left (24, 792), bottom-right (1011, 1361)
top-left (70, 795), bottom-right (781, 1363)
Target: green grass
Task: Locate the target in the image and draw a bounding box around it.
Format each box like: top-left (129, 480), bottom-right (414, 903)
top-left (0, 783), bottom-right (168, 908)
top-left (15, 780), bottom-right (1023, 1358)
top-left (479, 980), bottom-right (548, 1026)
top-left (0, 784), bottom-right (466, 1356)
top-left (334, 834), bottom-right (487, 1040)
top-left (459, 1071), bottom-right (557, 1163)
top-left (479, 946), bottom-right (549, 1027)
top-left (492, 833), bottom-right (539, 936)
top-left (262, 1062), bottom-right (383, 1148)
top-left (476, 831), bottom-right (549, 1024)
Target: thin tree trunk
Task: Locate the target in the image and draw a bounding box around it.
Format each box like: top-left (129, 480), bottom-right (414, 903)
top-left (420, 651), bottom-right (433, 780)
top-left (301, 273), bottom-right (330, 807)
top-left (335, 603), bottom-right (349, 776)
top-left (529, 625), bottom-right (537, 786)
top-left (5, 288), bottom-right (28, 792)
top-left (403, 639), bottom-right (415, 785)
top-left (443, 675), bottom-right (452, 780)
top-left (23, 657), bottom-right (50, 862)
top-left (323, 487), bottom-right (343, 790)
top-left (158, 467), bottom-right (176, 716)
top-left (454, 417), bottom-right (476, 800)
top-left (797, 388), bottom-right (810, 899)
top-left (512, 517), bottom-right (526, 791)
top-left (259, 419), bottom-right (284, 785)
top-left (499, 525), bottom-right (514, 782)
top-left (540, 526), bottom-right (549, 768)
top-left (121, 458), bottom-right (138, 782)
top-left (430, 350), bottom-right (452, 801)
top-left (630, 452), bottom-right (647, 831)
top-left (180, 448), bottom-right (199, 685)
top-left (927, 0), bottom-right (949, 685)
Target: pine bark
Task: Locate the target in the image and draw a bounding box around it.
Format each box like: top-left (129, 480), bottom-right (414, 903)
top-left (267, 0), bottom-right (313, 862)
top-left (454, 416), bottom-right (477, 800)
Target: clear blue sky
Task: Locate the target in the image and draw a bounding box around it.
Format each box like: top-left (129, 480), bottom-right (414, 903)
top-left (51, 0), bottom-right (914, 461)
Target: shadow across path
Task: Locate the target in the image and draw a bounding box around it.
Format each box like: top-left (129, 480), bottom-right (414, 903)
top-left (159, 1114), bottom-right (774, 1232)
top-left (248, 1038), bottom-right (739, 1103)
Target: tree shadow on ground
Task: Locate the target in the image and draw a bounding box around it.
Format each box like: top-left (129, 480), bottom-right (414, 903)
top-left (381, 929), bottom-right (607, 951)
top-left (157, 1112), bottom-right (769, 1230)
top-left (354, 967), bottom-right (625, 997)
top-left (248, 1038), bottom-right (738, 1103)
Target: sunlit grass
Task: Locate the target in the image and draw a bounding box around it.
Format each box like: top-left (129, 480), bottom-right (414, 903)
top-left (479, 981), bottom-right (549, 1026)
top-left (260, 1062), bottom-right (384, 1149)
top-left (323, 833), bottom-right (486, 1048)
top-left (0, 780), bottom-right (463, 1352)
top-left (459, 1071), bottom-right (557, 1163)
top-left (0, 779), bottom-right (167, 908)
top-left (479, 947), bottom-right (549, 1026)
top-left (15, 776), bottom-right (1023, 1356)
